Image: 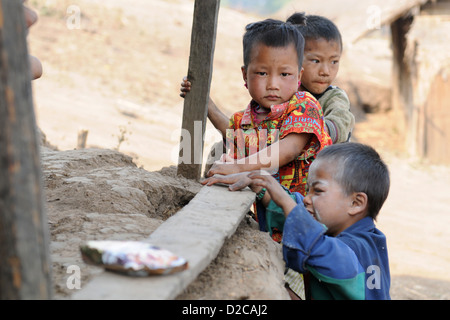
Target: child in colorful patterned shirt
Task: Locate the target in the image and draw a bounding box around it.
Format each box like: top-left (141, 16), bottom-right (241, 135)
top-left (180, 12), bottom-right (354, 145)
top-left (201, 18), bottom-right (332, 301)
top-left (206, 18), bottom-right (331, 198)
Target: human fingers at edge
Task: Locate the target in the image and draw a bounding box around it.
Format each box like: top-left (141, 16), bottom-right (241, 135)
top-left (179, 79), bottom-right (191, 98)
top-left (24, 5), bottom-right (38, 29)
top-left (248, 169), bottom-right (273, 180)
top-left (180, 77), bottom-right (191, 88)
top-left (200, 174), bottom-right (226, 186)
top-left (207, 162), bottom-right (238, 178)
top-left (202, 172), bottom-right (247, 187)
top-left (30, 55), bottom-right (43, 80)
top-left (229, 176), bottom-right (253, 191)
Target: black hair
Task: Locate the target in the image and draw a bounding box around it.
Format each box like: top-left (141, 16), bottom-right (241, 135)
top-left (286, 12), bottom-right (343, 51)
top-left (314, 143), bottom-right (390, 220)
top-left (242, 18), bottom-right (305, 70)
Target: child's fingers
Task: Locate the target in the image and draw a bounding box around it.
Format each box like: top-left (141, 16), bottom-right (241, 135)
top-left (206, 164), bottom-right (224, 177)
top-left (179, 80), bottom-right (192, 98)
top-left (201, 174), bottom-right (224, 186)
top-left (181, 77), bottom-right (191, 87)
top-left (24, 5), bottom-right (38, 28)
top-left (200, 177), bottom-right (212, 185)
top-left (248, 170), bottom-right (271, 181)
top-left (248, 178), bottom-right (266, 188)
top-left (229, 177), bottom-right (251, 191)
top-left (29, 55), bottom-right (42, 80)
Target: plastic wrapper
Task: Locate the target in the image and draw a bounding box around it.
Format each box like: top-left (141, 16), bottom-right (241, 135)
top-left (80, 240), bottom-right (188, 276)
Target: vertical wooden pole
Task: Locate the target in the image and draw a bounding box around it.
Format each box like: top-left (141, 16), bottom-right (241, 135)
top-left (177, 0), bottom-right (220, 180)
top-left (0, 1), bottom-right (52, 299)
top-left (390, 14), bottom-right (414, 155)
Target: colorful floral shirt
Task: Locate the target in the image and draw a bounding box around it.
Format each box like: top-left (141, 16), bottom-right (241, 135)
top-left (226, 91), bottom-right (332, 196)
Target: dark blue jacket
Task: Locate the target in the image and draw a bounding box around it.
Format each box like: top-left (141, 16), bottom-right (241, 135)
top-left (282, 193), bottom-right (391, 300)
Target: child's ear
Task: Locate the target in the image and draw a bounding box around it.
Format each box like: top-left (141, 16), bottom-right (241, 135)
top-left (349, 192), bottom-right (368, 217)
top-left (298, 67), bottom-right (304, 81)
top-left (241, 66), bottom-right (247, 83)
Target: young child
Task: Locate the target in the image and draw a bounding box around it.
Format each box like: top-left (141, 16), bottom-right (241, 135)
top-left (203, 19), bottom-right (331, 200)
top-left (246, 142), bottom-right (391, 299)
top-left (195, 18), bottom-right (330, 301)
top-left (288, 12), bottom-right (354, 143)
top-left (196, 19), bottom-right (331, 301)
top-left (180, 12), bottom-right (354, 144)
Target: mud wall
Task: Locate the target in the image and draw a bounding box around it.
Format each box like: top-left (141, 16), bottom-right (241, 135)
top-left (391, 1), bottom-right (450, 164)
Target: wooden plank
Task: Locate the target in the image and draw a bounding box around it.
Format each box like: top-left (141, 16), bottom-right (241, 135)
top-left (177, 0), bottom-right (220, 180)
top-left (72, 185), bottom-right (255, 299)
top-left (0, 1), bottom-right (52, 299)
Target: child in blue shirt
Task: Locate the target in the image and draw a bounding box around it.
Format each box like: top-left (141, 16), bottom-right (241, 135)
top-left (248, 142), bottom-right (391, 299)
top-left (203, 142), bottom-right (391, 299)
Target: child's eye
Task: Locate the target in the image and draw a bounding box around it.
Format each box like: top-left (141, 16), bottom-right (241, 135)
top-left (331, 60), bottom-right (339, 65)
top-left (256, 72), bottom-right (267, 76)
top-left (281, 73), bottom-right (290, 77)
top-left (311, 59), bottom-right (320, 63)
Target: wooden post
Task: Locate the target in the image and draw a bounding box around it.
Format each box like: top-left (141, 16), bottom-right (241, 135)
top-left (390, 13), bottom-right (415, 155)
top-left (77, 128), bottom-right (89, 149)
top-left (177, 0), bottom-right (220, 180)
top-left (0, 1), bottom-right (52, 299)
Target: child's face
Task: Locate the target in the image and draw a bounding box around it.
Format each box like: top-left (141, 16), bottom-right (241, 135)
top-left (303, 159), bottom-right (354, 236)
top-left (300, 38), bottom-right (341, 95)
top-left (242, 43), bottom-right (302, 109)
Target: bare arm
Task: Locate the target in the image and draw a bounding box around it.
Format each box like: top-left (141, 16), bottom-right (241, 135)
top-left (207, 133), bottom-right (310, 177)
top-left (206, 98), bottom-right (229, 137)
top-left (180, 77), bottom-right (229, 137)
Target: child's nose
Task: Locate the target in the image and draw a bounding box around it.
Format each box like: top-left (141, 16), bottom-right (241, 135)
top-left (319, 64), bottom-right (330, 76)
top-left (266, 75), bottom-right (279, 90)
top-left (303, 193), bottom-right (312, 206)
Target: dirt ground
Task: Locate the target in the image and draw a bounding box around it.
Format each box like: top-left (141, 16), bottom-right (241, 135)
top-left (28, 0), bottom-right (449, 300)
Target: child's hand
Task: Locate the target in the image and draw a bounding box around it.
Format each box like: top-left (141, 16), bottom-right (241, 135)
top-left (179, 76), bottom-right (191, 98)
top-left (206, 161), bottom-right (240, 177)
top-left (206, 153), bottom-right (240, 177)
top-left (201, 172), bottom-right (252, 191)
top-left (23, 2), bottom-right (42, 80)
top-left (248, 170), bottom-right (297, 215)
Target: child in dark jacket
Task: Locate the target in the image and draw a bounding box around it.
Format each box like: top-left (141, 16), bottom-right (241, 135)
top-left (203, 142), bottom-right (391, 299)
top-left (248, 142), bottom-right (391, 299)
